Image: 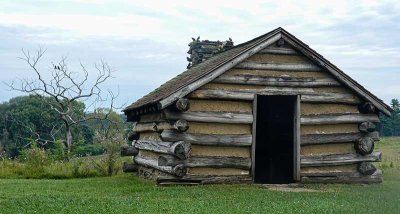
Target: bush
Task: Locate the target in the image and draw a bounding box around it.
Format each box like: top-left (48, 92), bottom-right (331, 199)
top-left (90, 136), bottom-right (125, 176)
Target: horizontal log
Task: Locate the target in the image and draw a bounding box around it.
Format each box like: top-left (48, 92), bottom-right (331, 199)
top-left (122, 162), bottom-right (139, 173)
top-left (301, 170), bottom-right (382, 184)
top-left (300, 171), bottom-right (358, 177)
top-left (300, 94), bottom-right (360, 104)
top-left (301, 131), bottom-right (379, 145)
top-left (301, 114), bottom-right (379, 125)
top-left (158, 155), bottom-right (251, 169)
top-left (161, 130), bottom-right (252, 146)
top-left (214, 75), bottom-right (340, 87)
top-left (301, 152), bottom-right (382, 167)
top-left (235, 61), bottom-right (321, 71)
top-left (359, 121), bottom-right (376, 133)
top-left (134, 156), bottom-right (187, 177)
top-left (133, 122), bottom-right (157, 132)
top-left (120, 146), bottom-right (139, 156)
top-left (133, 140), bottom-right (191, 159)
top-left (156, 175), bottom-right (252, 185)
top-left (134, 120), bottom-right (189, 133)
top-left (258, 47), bottom-right (298, 55)
top-left (163, 110), bottom-right (253, 124)
top-left (189, 89), bottom-right (360, 104)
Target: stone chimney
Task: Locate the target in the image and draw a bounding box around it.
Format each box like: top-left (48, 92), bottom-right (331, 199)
top-left (186, 37), bottom-right (234, 68)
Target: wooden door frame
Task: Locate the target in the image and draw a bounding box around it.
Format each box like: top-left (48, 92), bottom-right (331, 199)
top-left (293, 95), bottom-right (301, 181)
top-left (251, 94), bottom-right (301, 183)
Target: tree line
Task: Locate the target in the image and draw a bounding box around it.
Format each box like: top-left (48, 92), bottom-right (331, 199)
top-left (379, 99), bottom-right (400, 136)
top-left (0, 95), bottom-right (130, 159)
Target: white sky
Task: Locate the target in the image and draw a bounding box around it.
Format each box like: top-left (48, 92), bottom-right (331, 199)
top-left (0, 0), bottom-right (399, 108)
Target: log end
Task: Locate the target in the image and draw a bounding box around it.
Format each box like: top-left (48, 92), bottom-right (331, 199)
top-left (357, 162), bottom-right (377, 175)
top-left (172, 141), bottom-right (191, 160)
top-left (176, 98), bottom-right (190, 112)
top-left (173, 164), bottom-right (187, 177)
top-left (359, 121), bottom-right (376, 133)
top-left (127, 131), bottom-right (139, 141)
top-left (174, 119), bottom-right (189, 132)
top-left (122, 162), bottom-right (139, 173)
top-left (120, 146), bottom-right (139, 156)
top-left (355, 137), bottom-right (375, 155)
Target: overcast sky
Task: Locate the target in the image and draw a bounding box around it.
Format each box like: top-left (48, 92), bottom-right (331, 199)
top-left (0, 0), bottom-right (399, 109)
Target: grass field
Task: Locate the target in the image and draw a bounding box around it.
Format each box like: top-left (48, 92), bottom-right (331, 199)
top-left (0, 137), bottom-right (399, 213)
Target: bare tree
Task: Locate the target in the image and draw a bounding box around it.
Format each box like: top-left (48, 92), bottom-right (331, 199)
top-left (9, 48), bottom-right (117, 157)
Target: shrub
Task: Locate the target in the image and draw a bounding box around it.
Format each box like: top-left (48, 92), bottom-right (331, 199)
top-left (90, 135), bottom-right (125, 176)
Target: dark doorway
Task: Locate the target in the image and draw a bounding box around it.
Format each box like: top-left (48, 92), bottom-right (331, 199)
top-left (254, 95), bottom-right (296, 184)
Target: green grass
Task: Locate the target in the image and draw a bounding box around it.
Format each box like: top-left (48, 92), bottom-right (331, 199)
top-left (0, 137), bottom-right (399, 213)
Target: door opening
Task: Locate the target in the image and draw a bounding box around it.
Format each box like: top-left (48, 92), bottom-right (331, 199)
top-left (254, 95), bottom-right (297, 184)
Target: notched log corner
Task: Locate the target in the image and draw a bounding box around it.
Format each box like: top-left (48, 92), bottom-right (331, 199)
top-left (357, 162), bottom-right (377, 175)
top-left (355, 137), bottom-right (375, 155)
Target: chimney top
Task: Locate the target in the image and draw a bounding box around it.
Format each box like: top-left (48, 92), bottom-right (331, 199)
top-left (186, 37), bottom-right (233, 69)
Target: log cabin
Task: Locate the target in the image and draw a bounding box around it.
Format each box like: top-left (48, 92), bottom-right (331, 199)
top-left (122, 27), bottom-right (392, 185)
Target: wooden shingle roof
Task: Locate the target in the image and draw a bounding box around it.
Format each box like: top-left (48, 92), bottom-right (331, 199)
top-left (124, 27), bottom-right (392, 117)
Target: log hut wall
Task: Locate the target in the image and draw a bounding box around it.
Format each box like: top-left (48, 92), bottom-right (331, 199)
top-left (124, 41), bottom-right (382, 184)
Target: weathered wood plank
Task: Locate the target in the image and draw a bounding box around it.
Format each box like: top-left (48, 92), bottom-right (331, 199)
top-left (301, 103), bottom-right (359, 116)
top-left (156, 175), bottom-right (252, 185)
top-left (258, 47), bottom-right (298, 55)
top-left (214, 75), bottom-right (340, 87)
top-left (163, 110), bottom-right (253, 124)
top-left (294, 95), bottom-right (301, 181)
top-left (134, 155), bottom-right (187, 177)
top-left (191, 145), bottom-right (250, 157)
top-left (235, 61), bottom-right (321, 71)
top-left (134, 120), bottom-right (189, 133)
top-left (133, 122), bottom-right (157, 132)
top-left (301, 94), bottom-right (360, 104)
top-left (300, 165), bottom-right (357, 177)
top-left (189, 89), bottom-right (360, 104)
top-left (158, 155), bottom-right (251, 169)
top-left (187, 167), bottom-right (249, 176)
top-left (300, 152), bottom-right (382, 167)
top-left (301, 170), bottom-right (382, 184)
top-left (161, 130), bottom-right (252, 146)
top-left (301, 131), bottom-right (379, 145)
top-left (301, 114), bottom-right (379, 125)
top-left (188, 99), bottom-right (252, 113)
top-left (133, 140), bottom-right (191, 159)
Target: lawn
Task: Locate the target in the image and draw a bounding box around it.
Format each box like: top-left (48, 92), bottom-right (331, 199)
top-left (0, 137), bottom-right (399, 214)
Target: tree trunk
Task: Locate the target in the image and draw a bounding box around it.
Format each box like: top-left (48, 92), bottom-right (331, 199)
top-left (65, 125), bottom-right (73, 160)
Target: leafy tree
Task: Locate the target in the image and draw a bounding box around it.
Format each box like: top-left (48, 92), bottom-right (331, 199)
top-left (0, 95), bottom-right (93, 158)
